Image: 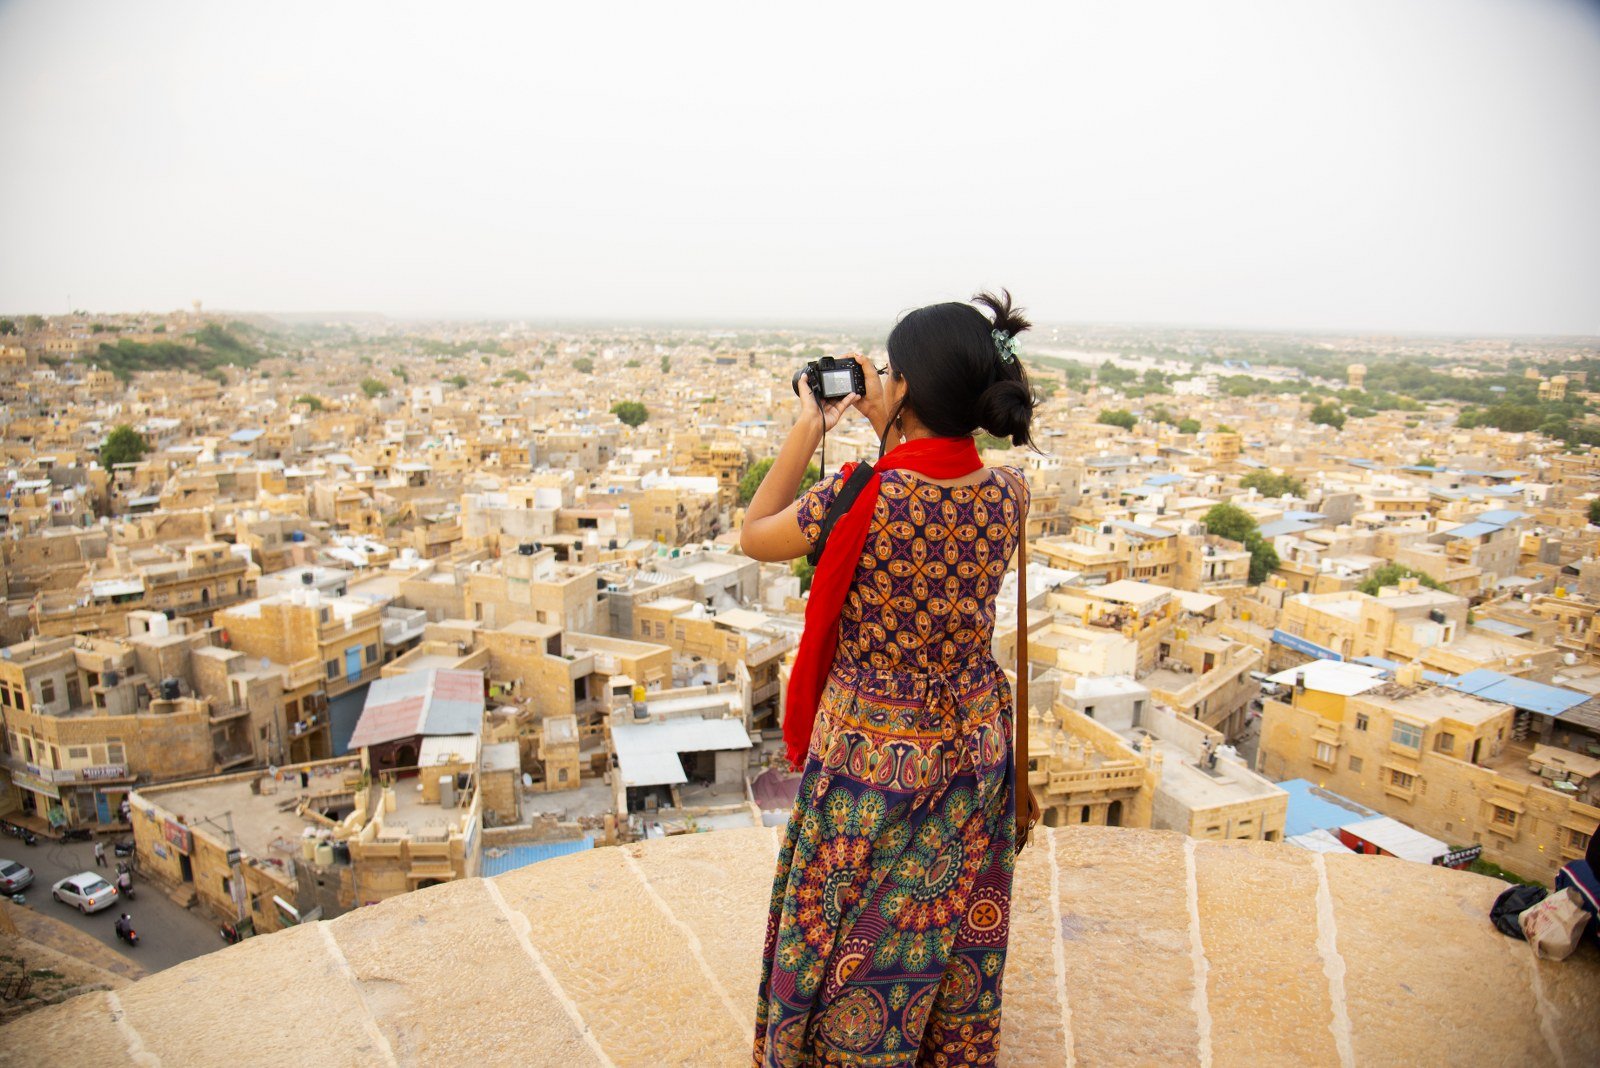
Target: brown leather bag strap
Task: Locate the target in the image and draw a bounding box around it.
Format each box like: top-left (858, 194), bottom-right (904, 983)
top-left (994, 467), bottom-right (1029, 769)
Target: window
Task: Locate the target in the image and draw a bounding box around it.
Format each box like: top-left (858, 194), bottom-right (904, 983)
top-left (1492, 805), bottom-right (1517, 828)
top-left (67, 746), bottom-right (89, 761)
top-left (1355, 713), bottom-right (1369, 732)
top-left (1391, 721), bottom-right (1423, 749)
top-left (1083, 705), bottom-right (1096, 719)
top-left (1348, 755), bottom-right (1363, 772)
top-left (107, 742), bottom-right (125, 764)
top-left (1389, 769), bottom-right (1415, 790)
top-left (557, 768), bottom-right (568, 783)
top-left (1568, 828), bottom-right (1592, 852)
top-left (365, 644), bottom-right (378, 665)
top-left (326, 660), bottom-right (338, 680)
top-left (39, 678), bottom-right (55, 704)
top-left (319, 608), bottom-right (330, 624)
top-left (1, 686), bottom-right (10, 707)
top-left (1434, 732), bottom-right (1455, 753)
top-left (1315, 742), bottom-right (1336, 765)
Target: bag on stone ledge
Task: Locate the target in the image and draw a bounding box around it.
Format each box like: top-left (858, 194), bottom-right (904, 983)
top-left (1520, 887), bottom-right (1589, 961)
top-left (1491, 884), bottom-right (1546, 939)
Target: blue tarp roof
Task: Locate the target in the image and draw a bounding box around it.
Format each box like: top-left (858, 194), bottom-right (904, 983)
top-left (1280, 779), bottom-right (1381, 839)
top-left (480, 835), bottom-right (594, 877)
top-left (1441, 670), bottom-right (1589, 718)
top-left (1144, 473), bottom-right (1184, 486)
top-left (1476, 509), bottom-right (1527, 524)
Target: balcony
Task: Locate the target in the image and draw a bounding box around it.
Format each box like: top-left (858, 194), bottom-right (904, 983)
top-left (1045, 763), bottom-right (1146, 795)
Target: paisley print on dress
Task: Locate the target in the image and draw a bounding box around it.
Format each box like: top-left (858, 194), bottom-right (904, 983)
top-left (753, 467), bottom-right (1029, 1067)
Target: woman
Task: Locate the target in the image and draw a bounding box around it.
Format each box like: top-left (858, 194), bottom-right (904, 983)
top-left (742, 290), bottom-right (1041, 1067)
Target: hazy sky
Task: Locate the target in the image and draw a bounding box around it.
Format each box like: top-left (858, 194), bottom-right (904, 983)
top-left (1, 1), bottom-right (1597, 334)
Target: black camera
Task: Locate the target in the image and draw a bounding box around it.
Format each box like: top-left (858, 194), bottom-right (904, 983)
top-left (792, 355), bottom-right (866, 405)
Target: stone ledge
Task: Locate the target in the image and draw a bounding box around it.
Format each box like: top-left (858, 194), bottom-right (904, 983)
top-left (1, 826), bottom-right (1596, 1066)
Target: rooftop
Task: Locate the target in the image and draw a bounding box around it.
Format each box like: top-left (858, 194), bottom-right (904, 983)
top-left (5, 826), bottom-right (1595, 1066)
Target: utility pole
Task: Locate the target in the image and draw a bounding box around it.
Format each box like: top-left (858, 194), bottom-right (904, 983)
top-left (197, 810), bottom-right (248, 925)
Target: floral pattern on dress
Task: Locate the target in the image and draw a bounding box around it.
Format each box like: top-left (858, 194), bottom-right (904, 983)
top-left (754, 466), bottom-right (1028, 1067)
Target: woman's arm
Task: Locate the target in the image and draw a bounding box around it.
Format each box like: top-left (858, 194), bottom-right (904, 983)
top-left (739, 372), bottom-right (859, 562)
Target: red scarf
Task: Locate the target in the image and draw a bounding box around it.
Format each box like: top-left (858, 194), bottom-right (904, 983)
top-left (783, 435), bottom-right (983, 769)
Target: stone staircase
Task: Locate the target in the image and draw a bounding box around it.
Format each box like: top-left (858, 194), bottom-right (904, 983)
top-left (2, 826), bottom-right (1596, 1066)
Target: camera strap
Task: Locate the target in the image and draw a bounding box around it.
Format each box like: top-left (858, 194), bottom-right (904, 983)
top-left (806, 460), bottom-right (876, 567)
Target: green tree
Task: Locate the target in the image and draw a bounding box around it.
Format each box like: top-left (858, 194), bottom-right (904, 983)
top-left (1097, 408), bottom-right (1137, 430)
top-left (360, 377), bottom-right (388, 398)
top-left (976, 432), bottom-right (1013, 451)
top-left (1357, 564), bottom-right (1447, 596)
top-left (1145, 404), bottom-right (1176, 425)
top-left (792, 557), bottom-right (816, 593)
top-left (660, 355), bottom-right (671, 373)
top-left (446, 374), bottom-right (469, 389)
top-left (1240, 471), bottom-right (1306, 498)
top-left (611, 400), bottom-right (649, 427)
top-left (503, 368), bottom-right (530, 383)
top-left (1309, 402), bottom-right (1346, 430)
top-left (294, 394), bottom-right (324, 411)
top-left (1202, 502), bottom-right (1279, 585)
top-left (99, 424), bottom-right (149, 468)
top-left (573, 356), bottom-right (594, 374)
top-left (24, 314), bottom-right (44, 332)
top-left (1177, 417), bottom-right (1201, 435)
top-left (1587, 498), bottom-right (1600, 526)
top-left (1415, 457), bottom-right (1437, 468)
top-left (0, 318), bottom-right (15, 335)
top-left (739, 458), bottom-right (819, 505)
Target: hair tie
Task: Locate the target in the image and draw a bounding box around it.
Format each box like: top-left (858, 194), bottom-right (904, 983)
top-left (991, 328), bottom-right (1019, 364)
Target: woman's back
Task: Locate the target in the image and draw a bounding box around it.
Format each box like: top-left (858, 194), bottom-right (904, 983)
top-left (798, 465), bottom-right (1028, 673)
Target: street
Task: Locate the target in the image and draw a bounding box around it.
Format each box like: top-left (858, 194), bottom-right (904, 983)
top-left (3, 836), bottom-right (226, 973)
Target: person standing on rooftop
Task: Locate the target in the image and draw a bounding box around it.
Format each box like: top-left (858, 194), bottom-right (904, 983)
top-left (741, 290), bottom-right (1041, 1066)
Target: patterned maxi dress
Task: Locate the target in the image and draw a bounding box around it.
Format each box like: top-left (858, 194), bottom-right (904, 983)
top-left (753, 465), bottom-right (1029, 1068)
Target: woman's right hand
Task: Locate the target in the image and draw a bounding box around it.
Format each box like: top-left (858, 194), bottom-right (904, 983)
top-left (845, 353), bottom-right (890, 439)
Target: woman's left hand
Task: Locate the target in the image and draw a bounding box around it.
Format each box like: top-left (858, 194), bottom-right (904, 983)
top-left (1016, 778), bottom-right (1042, 850)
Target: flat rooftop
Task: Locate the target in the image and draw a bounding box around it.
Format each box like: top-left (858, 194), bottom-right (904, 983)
top-left (139, 760), bottom-right (362, 862)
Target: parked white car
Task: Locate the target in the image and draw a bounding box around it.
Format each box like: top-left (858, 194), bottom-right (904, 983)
top-left (52, 871), bottom-right (119, 913)
top-left (0, 858), bottom-right (33, 893)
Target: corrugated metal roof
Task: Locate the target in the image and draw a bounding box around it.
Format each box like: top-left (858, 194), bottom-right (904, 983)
top-left (481, 836), bottom-right (594, 877)
top-left (1475, 509), bottom-right (1527, 524)
top-left (1440, 669), bottom-right (1588, 718)
top-left (1339, 816), bottom-right (1447, 865)
top-left (349, 669), bottom-right (485, 750)
top-left (1471, 618), bottom-right (1532, 638)
top-left (1280, 779), bottom-right (1380, 839)
top-left (611, 716), bottom-right (753, 788)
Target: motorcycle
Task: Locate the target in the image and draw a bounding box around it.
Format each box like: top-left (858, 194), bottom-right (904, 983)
top-left (113, 838), bottom-right (136, 857)
top-left (60, 827), bottom-right (92, 842)
top-left (114, 917), bottom-right (139, 947)
top-left (2, 821), bottom-right (37, 846)
top-left (116, 875), bottom-right (135, 901)
top-left (220, 922), bottom-right (244, 945)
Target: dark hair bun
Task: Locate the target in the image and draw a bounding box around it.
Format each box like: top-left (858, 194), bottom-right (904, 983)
top-left (973, 289), bottom-right (1032, 339)
top-left (976, 378), bottom-right (1035, 446)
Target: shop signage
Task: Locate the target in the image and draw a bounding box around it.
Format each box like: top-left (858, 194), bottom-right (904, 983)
top-left (163, 817), bottom-right (193, 853)
top-left (13, 771), bottom-right (60, 799)
top-left (1435, 844), bottom-right (1482, 868)
top-left (1271, 629), bottom-right (1343, 662)
top-left (81, 764), bottom-right (128, 781)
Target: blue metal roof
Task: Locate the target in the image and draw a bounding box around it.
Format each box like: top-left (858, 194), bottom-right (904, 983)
top-left (1257, 518), bottom-right (1321, 538)
top-left (1280, 779), bottom-right (1381, 839)
top-left (1442, 521), bottom-right (1501, 540)
top-left (1471, 618), bottom-right (1532, 638)
top-left (480, 835), bottom-right (594, 877)
top-left (1351, 656), bottom-right (1452, 685)
top-left (1475, 509), bottom-right (1527, 525)
top-left (1109, 519), bottom-right (1173, 540)
top-left (1144, 473), bottom-right (1184, 486)
top-left (1282, 510), bottom-right (1327, 522)
top-left (1441, 670), bottom-right (1588, 718)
